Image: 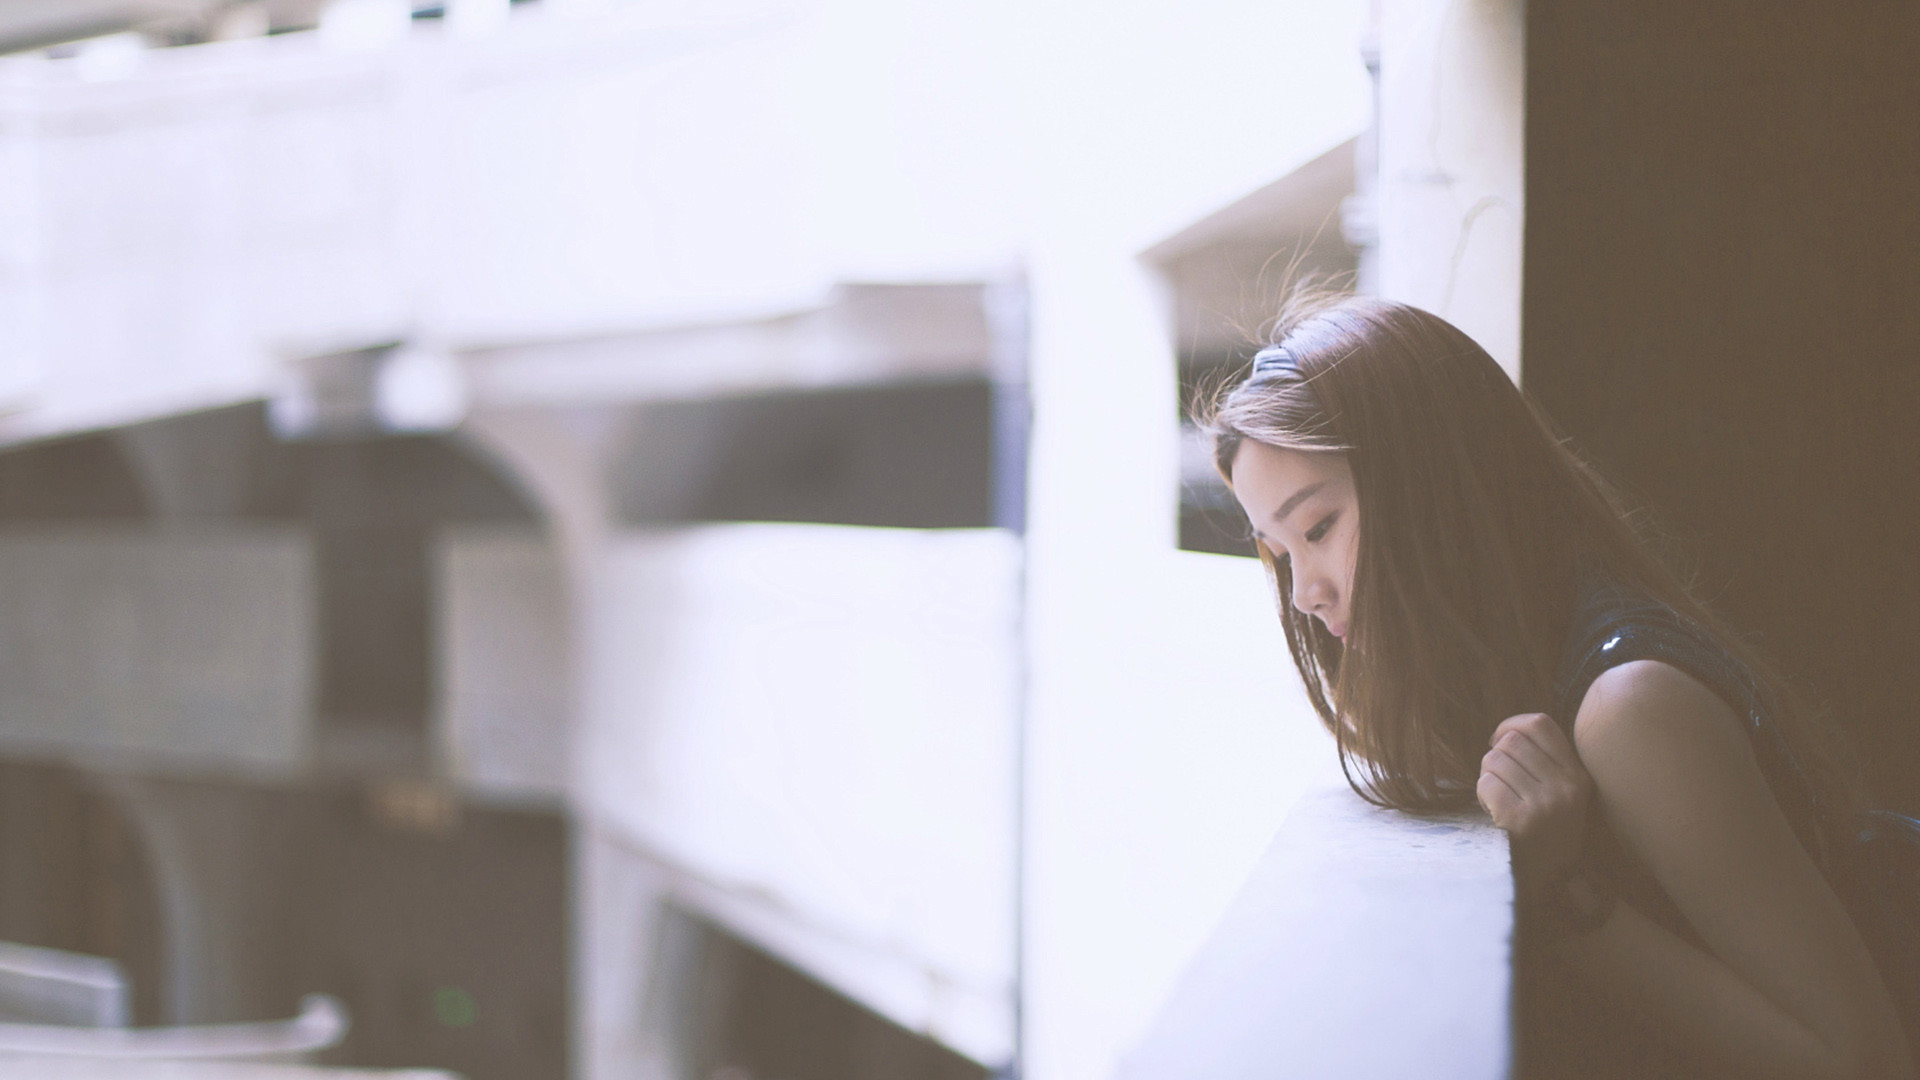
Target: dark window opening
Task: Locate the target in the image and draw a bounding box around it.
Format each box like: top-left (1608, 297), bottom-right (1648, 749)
top-left (289, 788), bottom-right (569, 1080)
top-left (108, 404), bottom-right (539, 769)
top-left (1178, 356), bottom-right (1260, 558)
top-left (0, 434), bottom-right (150, 522)
top-left (0, 405), bottom-right (566, 1078)
top-left (1167, 231), bottom-right (1359, 558)
top-left (652, 908), bottom-right (989, 1080)
top-left (0, 760), bottom-right (164, 1026)
top-left (609, 380), bottom-right (999, 530)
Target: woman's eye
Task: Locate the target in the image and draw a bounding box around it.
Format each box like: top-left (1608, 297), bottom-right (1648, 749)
top-left (1304, 513), bottom-right (1336, 544)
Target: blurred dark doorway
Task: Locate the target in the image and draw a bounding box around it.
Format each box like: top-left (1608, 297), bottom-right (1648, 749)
top-left (1525, 6), bottom-right (1920, 810)
top-left (0, 760), bottom-right (165, 1025)
top-left (0, 406), bottom-right (570, 1079)
top-left (0, 433), bottom-right (165, 1022)
top-left (651, 908), bottom-right (989, 1080)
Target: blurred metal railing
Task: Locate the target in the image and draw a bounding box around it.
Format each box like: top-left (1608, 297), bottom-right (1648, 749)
top-left (0, 1059), bottom-right (455, 1080)
top-left (0, 942), bottom-right (447, 1076)
top-left (0, 975), bottom-right (348, 1063)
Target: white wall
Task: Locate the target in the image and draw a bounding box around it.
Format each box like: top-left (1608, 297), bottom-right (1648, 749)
top-left (1021, 242), bottom-right (1349, 1073)
top-left (0, 527), bottom-right (313, 777)
top-left (0, 67), bottom-right (41, 413)
top-left (1376, 0), bottom-right (1526, 379)
top-left (580, 524), bottom-right (1022, 1065)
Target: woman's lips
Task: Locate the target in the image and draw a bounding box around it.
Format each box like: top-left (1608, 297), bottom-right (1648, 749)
top-left (1325, 620), bottom-right (1347, 640)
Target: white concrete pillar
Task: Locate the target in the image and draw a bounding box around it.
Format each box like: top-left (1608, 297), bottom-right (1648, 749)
top-left (1376, 0), bottom-right (1526, 380)
top-left (0, 73), bottom-right (44, 414)
top-left (1020, 239), bottom-right (1178, 1080)
top-left (1019, 233), bottom-right (1342, 1080)
top-left (574, 828), bottom-right (680, 1080)
top-left (457, 409), bottom-right (613, 1080)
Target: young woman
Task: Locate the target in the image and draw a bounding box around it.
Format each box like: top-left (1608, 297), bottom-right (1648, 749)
top-left (1199, 292), bottom-right (1915, 1079)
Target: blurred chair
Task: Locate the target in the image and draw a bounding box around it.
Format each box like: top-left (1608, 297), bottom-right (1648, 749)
top-left (0, 942), bottom-right (355, 1065)
top-left (0, 1060), bottom-right (457, 1080)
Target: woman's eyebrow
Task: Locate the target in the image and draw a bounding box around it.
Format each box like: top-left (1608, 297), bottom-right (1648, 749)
top-left (1274, 481), bottom-right (1327, 524)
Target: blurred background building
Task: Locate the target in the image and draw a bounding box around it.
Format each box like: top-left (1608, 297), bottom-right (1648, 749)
top-left (0, 2), bottom-right (1913, 1079)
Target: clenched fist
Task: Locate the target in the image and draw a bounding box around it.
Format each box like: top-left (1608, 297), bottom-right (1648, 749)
top-left (1477, 712), bottom-right (1594, 902)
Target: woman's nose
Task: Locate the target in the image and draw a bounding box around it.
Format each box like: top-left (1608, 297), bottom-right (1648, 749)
top-left (1292, 564), bottom-right (1329, 615)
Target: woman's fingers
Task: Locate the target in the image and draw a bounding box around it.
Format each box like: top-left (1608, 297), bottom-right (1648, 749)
top-left (1492, 712), bottom-right (1581, 774)
top-left (1487, 735), bottom-right (1591, 819)
top-left (1483, 714), bottom-right (1598, 892)
top-left (1484, 739), bottom-right (1545, 788)
top-left (1490, 719), bottom-right (1589, 808)
top-left (1482, 724), bottom-right (1589, 818)
top-left (1476, 765), bottom-right (1525, 821)
top-left (1482, 754), bottom-right (1559, 839)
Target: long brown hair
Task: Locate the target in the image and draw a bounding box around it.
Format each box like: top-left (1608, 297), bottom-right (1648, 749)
top-left (1197, 292), bottom-right (1860, 867)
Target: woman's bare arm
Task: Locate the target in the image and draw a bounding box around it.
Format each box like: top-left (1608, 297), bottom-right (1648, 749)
top-left (1559, 659), bottom-right (1911, 1080)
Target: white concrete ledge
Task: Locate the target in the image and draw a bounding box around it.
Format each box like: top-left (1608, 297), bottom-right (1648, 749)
top-left (1116, 784), bottom-right (1513, 1080)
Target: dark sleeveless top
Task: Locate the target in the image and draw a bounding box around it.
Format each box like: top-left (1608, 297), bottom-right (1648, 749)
top-left (1551, 572), bottom-right (1826, 850)
top-left (1520, 571), bottom-right (1920, 1078)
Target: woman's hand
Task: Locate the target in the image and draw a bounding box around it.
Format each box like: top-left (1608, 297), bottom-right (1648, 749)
top-left (1477, 712), bottom-right (1594, 901)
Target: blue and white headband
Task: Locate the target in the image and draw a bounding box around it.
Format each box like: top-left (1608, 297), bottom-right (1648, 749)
top-left (1250, 344), bottom-right (1300, 379)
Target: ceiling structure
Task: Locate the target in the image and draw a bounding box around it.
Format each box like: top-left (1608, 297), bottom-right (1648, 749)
top-left (0, 0), bottom-right (323, 54)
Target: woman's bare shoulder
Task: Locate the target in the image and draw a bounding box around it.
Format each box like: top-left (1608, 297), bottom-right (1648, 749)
top-left (1572, 658), bottom-right (1746, 762)
top-left (1564, 664), bottom-right (1907, 1078)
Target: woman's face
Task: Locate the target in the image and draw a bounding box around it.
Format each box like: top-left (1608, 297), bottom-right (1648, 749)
top-left (1229, 441), bottom-right (1358, 641)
